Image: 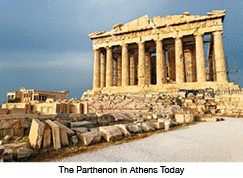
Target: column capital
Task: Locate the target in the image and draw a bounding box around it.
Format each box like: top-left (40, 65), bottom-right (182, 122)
top-left (138, 41), bottom-right (145, 46)
top-left (105, 46), bottom-right (112, 50)
top-left (93, 48), bottom-right (100, 52)
top-left (122, 43), bottom-right (128, 48)
top-left (175, 36), bottom-right (182, 41)
top-left (213, 30), bottom-right (223, 36)
top-left (155, 39), bottom-right (163, 44)
top-left (194, 33), bottom-right (204, 38)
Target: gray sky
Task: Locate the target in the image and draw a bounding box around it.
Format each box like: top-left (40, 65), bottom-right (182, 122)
top-left (0, 0), bottom-right (243, 103)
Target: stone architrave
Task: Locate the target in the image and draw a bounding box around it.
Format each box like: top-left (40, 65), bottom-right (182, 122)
top-left (45, 120), bottom-right (61, 149)
top-left (54, 121), bottom-right (70, 146)
top-left (28, 119), bottom-right (45, 149)
top-left (99, 126), bottom-right (123, 142)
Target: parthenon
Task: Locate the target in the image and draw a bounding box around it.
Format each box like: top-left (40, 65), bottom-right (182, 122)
top-left (86, 10), bottom-right (238, 96)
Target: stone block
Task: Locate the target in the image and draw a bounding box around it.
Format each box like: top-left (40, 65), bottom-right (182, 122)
top-left (71, 121), bottom-right (92, 128)
top-left (0, 145), bottom-right (4, 159)
top-left (71, 127), bottom-right (88, 135)
top-left (127, 124), bottom-right (142, 133)
top-left (175, 114), bottom-right (194, 124)
top-left (164, 121), bottom-right (170, 131)
top-left (28, 119), bottom-right (45, 149)
top-left (43, 126), bottom-right (51, 148)
top-left (0, 119), bottom-right (21, 129)
top-left (99, 126), bottom-right (123, 142)
top-left (45, 120), bottom-right (61, 149)
top-left (140, 122), bottom-right (155, 132)
top-left (14, 128), bottom-right (25, 137)
top-left (79, 131), bottom-right (101, 145)
top-left (114, 124), bottom-right (131, 137)
top-left (53, 121), bottom-right (69, 146)
top-left (98, 116), bottom-right (110, 125)
top-left (16, 148), bottom-right (33, 160)
top-left (20, 118), bottom-right (32, 128)
top-left (152, 121), bottom-right (165, 129)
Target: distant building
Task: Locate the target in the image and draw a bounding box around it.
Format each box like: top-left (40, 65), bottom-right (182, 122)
top-left (2, 87), bottom-right (88, 115)
top-left (7, 87), bottom-right (69, 103)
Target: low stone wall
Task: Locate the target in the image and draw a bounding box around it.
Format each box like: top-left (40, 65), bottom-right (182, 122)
top-left (0, 118), bottom-right (32, 138)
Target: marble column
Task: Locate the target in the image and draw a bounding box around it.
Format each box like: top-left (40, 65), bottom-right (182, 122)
top-left (184, 47), bottom-right (193, 82)
top-left (100, 51), bottom-right (106, 88)
top-left (195, 34), bottom-right (207, 82)
top-left (156, 39), bottom-right (167, 85)
top-left (106, 47), bottom-right (113, 87)
top-left (122, 44), bottom-right (130, 86)
top-left (167, 47), bottom-right (176, 82)
top-left (117, 55), bottom-right (122, 86)
top-left (113, 58), bottom-right (118, 86)
top-left (175, 37), bottom-right (185, 83)
top-left (213, 31), bottom-right (227, 82)
top-left (130, 52), bottom-right (136, 85)
top-left (138, 42), bottom-right (146, 86)
top-left (93, 48), bottom-right (100, 89)
top-left (145, 51), bottom-right (151, 85)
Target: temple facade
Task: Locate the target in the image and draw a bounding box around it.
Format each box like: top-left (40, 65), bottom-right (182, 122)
top-left (85, 10), bottom-right (238, 96)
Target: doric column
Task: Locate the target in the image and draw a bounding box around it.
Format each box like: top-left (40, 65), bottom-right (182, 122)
top-left (117, 55), bottom-right (122, 86)
top-left (138, 42), bottom-right (146, 86)
top-left (106, 46), bottom-right (113, 87)
top-left (113, 58), bottom-right (118, 86)
top-left (145, 51), bottom-right (151, 85)
top-left (130, 52), bottom-right (136, 85)
top-left (156, 39), bottom-right (167, 85)
top-left (213, 31), bottom-right (227, 82)
top-left (175, 37), bottom-right (185, 83)
top-left (195, 34), bottom-right (207, 82)
top-left (122, 44), bottom-right (130, 86)
top-left (100, 51), bottom-right (106, 88)
top-left (93, 48), bottom-right (100, 89)
top-left (167, 47), bottom-right (176, 82)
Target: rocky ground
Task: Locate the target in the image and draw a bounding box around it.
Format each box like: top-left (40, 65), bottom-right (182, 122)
top-left (59, 117), bottom-right (243, 162)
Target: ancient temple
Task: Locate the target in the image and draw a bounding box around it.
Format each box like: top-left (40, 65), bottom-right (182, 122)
top-left (85, 10), bottom-right (238, 96)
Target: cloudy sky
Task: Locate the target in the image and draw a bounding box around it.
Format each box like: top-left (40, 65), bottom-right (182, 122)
top-left (0, 0), bottom-right (243, 103)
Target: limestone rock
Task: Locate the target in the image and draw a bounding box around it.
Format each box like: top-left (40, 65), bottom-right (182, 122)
top-left (140, 122), bottom-right (155, 132)
top-left (16, 148), bottom-right (33, 160)
top-left (29, 119), bottom-right (45, 149)
top-left (54, 121), bottom-right (70, 146)
top-left (114, 124), bottom-right (131, 137)
top-left (43, 126), bottom-right (51, 148)
top-left (175, 114), bottom-right (194, 124)
top-left (71, 121), bottom-right (92, 128)
top-left (2, 135), bottom-right (12, 142)
top-left (127, 124), bottom-right (142, 133)
top-left (0, 145), bottom-right (4, 159)
top-left (79, 131), bottom-right (101, 145)
top-left (71, 127), bottom-right (88, 134)
top-left (99, 126), bottom-right (123, 142)
top-left (45, 120), bottom-right (61, 149)
top-left (152, 121), bottom-right (165, 129)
